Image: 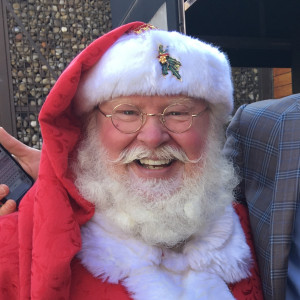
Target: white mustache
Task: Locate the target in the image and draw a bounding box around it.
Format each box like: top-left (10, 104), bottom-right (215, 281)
top-left (110, 145), bottom-right (201, 165)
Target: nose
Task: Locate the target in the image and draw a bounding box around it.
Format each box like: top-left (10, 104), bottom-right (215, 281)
top-left (136, 114), bottom-right (171, 149)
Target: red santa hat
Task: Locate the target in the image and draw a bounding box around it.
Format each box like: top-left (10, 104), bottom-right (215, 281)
top-left (74, 24), bottom-right (233, 116)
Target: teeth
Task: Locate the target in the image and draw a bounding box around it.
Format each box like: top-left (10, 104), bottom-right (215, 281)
top-left (139, 158), bottom-right (172, 166)
top-left (147, 165), bottom-right (163, 169)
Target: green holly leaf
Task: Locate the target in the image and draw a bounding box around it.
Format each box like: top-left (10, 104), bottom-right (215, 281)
top-left (157, 45), bottom-right (182, 80)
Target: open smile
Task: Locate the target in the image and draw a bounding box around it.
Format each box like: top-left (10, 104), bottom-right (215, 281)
top-left (136, 158), bottom-right (173, 169)
top-left (128, 157), bottom-right (182, 179)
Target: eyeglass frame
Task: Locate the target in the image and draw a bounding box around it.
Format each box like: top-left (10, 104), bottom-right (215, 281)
top-left (97, 102), bottom-right (209, 134)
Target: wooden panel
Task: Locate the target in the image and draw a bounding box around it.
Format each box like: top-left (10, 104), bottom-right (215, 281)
top-left (273, 68), bottom-right (293, 99)
top-left (273, 68), bottom-right (291, 76)
top-left (274, 72), bottom-right (292, 87)
top-left (274, 84), bottom-right (293, 98)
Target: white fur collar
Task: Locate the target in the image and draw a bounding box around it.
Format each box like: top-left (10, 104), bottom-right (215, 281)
top-left (78, 205), bottom-right (251, 300)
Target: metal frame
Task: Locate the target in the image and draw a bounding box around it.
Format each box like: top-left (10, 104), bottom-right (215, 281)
top-left (0, 0), bottom-right (16, 136)
top-left (258, 68), bottom-right (273, 100)
top-left (110, 0), bottom-right (184, 32)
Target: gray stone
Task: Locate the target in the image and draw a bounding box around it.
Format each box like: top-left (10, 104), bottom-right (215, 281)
top-left (8, 0), bottom-right (113, 148)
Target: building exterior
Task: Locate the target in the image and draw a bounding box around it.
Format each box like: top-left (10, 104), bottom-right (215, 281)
top-left (0, 0), bottom-right (292, 147)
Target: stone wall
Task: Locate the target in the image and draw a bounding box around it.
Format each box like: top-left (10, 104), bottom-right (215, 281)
top-left (232, 67), bottom-right (260, 112)
top-left (7, 0), bottom-right (112, 148)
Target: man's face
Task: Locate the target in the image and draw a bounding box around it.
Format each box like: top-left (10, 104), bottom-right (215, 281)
top-left (73, 96), bottom-right (236, 247)
top-left (96, 95), bottom-right (210, 181)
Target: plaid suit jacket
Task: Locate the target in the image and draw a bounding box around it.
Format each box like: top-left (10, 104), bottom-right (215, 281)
top-left (224, 94), bottom-right (300, 300)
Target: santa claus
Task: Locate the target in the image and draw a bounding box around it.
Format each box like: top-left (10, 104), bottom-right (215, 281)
top-left (0, 22), bottom-right (262, 299)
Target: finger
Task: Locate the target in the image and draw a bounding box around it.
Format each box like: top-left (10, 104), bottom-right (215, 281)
top-left (0, 184), bottom-right (9, 198)
top-left (0, 127), bottom-right (29, 157)
top-left (0, 199), bottom-right (17, 216)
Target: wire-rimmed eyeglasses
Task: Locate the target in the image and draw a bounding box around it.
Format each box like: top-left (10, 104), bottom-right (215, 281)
top-left (97, 103), bottom-right (209, 134)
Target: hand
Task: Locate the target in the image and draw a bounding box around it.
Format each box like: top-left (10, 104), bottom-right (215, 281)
top-left (0, 184), bottom-right (17, 216)
top-left (0, 127), bottom-right (41, 180)
top-left (0, 128), bottom-right (40, 215)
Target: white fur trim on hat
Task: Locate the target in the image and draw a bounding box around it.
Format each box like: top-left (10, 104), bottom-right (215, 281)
top-left (74, 29), bottom-right (233, 115)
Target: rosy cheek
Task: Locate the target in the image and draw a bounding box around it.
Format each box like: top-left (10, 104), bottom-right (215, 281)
top-left (189, 116), bottom-right (211, 157)
top-left (98, 121), bottom-right (136, 160)
top-left (177, 122), bottom-right (210, 159)
top-left (186, 134), bottom-right (207, 159)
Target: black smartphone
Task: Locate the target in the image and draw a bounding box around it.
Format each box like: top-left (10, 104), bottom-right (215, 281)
top-left (0, 143), bottom-right (34, 206)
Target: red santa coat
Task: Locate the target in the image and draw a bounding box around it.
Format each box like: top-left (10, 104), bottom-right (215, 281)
top-left (69, 204), bottom-right (262, 300)
top-left (0, 21), bottom-right (263, 299)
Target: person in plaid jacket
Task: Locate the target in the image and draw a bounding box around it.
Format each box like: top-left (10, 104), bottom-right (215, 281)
top-left (224, 93), bottom-right (300, 300)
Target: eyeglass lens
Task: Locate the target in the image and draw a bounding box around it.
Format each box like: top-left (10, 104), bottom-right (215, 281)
top-left (111, 103), bottom-right (194, 133)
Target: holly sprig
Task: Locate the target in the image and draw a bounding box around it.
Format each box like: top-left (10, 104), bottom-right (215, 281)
top-left (157, 45), bottom-right (182, 80)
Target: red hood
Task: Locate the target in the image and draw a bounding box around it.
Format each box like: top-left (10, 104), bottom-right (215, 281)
top-left (17, 21), bottom-right (145, 299)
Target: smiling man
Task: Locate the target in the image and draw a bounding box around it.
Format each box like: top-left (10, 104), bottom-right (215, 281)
top-left (74, 95), bottom-right (221, 248)
top-left (0, 22), bottom-right (262, 299)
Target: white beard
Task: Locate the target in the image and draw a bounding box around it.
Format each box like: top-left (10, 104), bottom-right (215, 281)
top-left (72, 114), bottom-right (239, 248)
